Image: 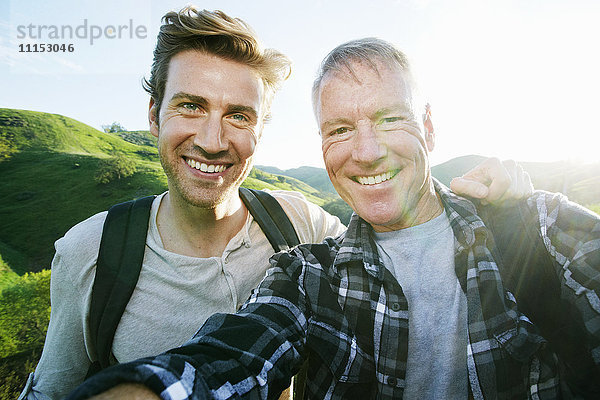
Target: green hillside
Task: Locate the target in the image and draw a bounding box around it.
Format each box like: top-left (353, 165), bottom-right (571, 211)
top-left (0, 108), bottom-right (336, 276)
top-left (265, 155), bottom-right (600, 225)
top-left (257, 165), bottom-right (337, 194)
top-left (431, 155), bottom-right (600, 210)
top-left (430, 155), bottom-right (487, 186)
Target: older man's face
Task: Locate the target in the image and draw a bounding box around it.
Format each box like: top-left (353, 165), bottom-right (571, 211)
top-left (317, 60), bottom-right (435, 231)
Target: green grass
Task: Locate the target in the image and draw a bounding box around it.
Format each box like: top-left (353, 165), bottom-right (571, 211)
top-left (0, 108), bottom-right (341, 274)
top-left (0, 257), bottom-right (18, 292)
top-left (586, 204), bottom-right (600, 216)
top-left (0, 151), bottom-right (168, 272)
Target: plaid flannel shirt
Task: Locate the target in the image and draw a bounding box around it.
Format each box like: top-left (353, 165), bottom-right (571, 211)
top-left (68, 182), bottom-right (600, 400)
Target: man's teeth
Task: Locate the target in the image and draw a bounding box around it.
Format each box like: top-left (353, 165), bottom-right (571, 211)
top-left (186, 158), bottom-right (226, 173)
top-left (357, 171), bottom-right (394, 185)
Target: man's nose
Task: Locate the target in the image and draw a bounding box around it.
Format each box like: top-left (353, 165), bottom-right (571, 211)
top-left (352, 121), bottom-right (386, 164)
top-left (193, 115), bottom-right (228, 154)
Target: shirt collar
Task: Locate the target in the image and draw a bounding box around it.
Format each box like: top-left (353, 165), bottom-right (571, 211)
top-left (332, 178), bottom-right (487, 278)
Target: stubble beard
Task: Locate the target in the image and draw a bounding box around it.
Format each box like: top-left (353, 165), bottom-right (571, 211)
top-left (160, 147), bottom-right (253, 210)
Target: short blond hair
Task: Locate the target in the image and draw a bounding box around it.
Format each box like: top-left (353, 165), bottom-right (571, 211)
top-left (143, 6), bottom-right (291, 120)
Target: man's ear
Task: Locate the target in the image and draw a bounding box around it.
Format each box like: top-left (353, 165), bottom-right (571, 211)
top-left (423, 103), bottom-right (435, 152)
top-left (149, 98), bottom-right (159, 138)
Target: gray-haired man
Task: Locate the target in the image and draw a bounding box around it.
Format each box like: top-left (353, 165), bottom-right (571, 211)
top-left (64, 38), bottom-right (595, 400)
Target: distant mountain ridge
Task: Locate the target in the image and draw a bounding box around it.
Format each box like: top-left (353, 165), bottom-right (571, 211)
top-left (1, 108), bottom-right (598, 276)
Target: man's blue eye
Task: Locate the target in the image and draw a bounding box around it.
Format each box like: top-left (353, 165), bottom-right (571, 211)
top-left (331, 127), bottom-right (349, 136)
top-left (182, 103), bottom-right (199, 111)
top-left (231, 114), bottom-right (248, 122)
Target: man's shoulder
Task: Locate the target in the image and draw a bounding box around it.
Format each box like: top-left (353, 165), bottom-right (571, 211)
top-left (265, 189), bottom-right (309, 206)
top-left (56, 194), bottom-right (161, 259)
top-left (55, 210), bottom-right (108, 262)
top-left (261, 189), bottom-right (345, 242)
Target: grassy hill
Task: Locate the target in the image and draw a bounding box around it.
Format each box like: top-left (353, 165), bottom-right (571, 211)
top-left (0, 108), bottom-right (336, 276)
top-left (257, 165), bottom-right (337, 194)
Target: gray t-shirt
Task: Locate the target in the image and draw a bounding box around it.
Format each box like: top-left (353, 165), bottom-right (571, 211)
top-left (21, 190), bottom-right (345, 400)
top-left (373, 211), bottom-right (468, 399)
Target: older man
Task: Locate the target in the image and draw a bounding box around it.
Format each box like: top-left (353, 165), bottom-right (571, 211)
top-left (64, 37), bottom-right (582, 400)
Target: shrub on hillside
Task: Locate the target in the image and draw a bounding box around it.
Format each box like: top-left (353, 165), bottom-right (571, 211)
top-left (0, 348), bottom-right (41, 400)
top-left (95, 155), bottom-right (137, 184)
top-left (322, 199), bottom-right (353, 225)
top-left (101, 122), bottom-right (126, 133)
top-left (0, 270), bottom-right (50, 358)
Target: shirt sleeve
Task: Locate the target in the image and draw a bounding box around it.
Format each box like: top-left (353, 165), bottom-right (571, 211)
top-left (529, 191), bottom-right (600, 349)
top-left (65, 248), bottom-right (312, 400)
top-left (19, 252), bottom-right (93, 400)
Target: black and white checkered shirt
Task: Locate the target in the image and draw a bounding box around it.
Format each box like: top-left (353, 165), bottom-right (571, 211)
top-left (68, 182), bottom-right (600, 399)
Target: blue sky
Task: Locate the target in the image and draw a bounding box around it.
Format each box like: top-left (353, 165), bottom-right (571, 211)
top-left (1, 0), bottom-right (599, 169)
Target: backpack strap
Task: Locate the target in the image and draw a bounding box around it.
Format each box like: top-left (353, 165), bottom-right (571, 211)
top-left (87, 195), bottom-right (155, 377)
top-left (239, 188), bottom-right (305, 399)
top-left (480, 202), bottom-right (600, 397)
top-left (86, 189), bottom-right (301, 378)
top-left (239, 187), bottom-right (300, 251)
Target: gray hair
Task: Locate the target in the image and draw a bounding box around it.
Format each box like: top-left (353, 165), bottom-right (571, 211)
top-left (312, 37), bottom-right (414, 114)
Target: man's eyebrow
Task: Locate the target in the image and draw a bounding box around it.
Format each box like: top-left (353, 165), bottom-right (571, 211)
top-left (373, 104), bottom-right (413, 119)
top-left (169, 92), bottom-right (208, 107)
top-left (320, 117), bottom-right (352, 131)
top-left (227, 104), bottom-right (258, 120)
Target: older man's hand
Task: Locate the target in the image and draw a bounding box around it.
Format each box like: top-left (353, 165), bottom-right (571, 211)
top-left (450, 158), bottom-right (533, 204)
top-left (88, 384), bottom-right (160, 400)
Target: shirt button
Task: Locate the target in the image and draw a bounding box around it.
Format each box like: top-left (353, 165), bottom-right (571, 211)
top-left (387, 376), bottom-right (397, 386)
top-left (391, 302), bottom-right (401, 311)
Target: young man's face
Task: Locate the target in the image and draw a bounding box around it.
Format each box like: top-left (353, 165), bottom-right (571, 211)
top-left (150, 50), bottom-right (265, 209)
top-left (317, 60), bottom-right (435, 231)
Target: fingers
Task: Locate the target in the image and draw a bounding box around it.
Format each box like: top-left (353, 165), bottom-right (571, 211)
top-left (482, 158), bottom-right (511, 203)
top-left (451, 157), bottom-right (509, 201)
top-left (449, 157), bottom-right (533, 204)
top-left (450, 177), bottom-right (489, 199)
top-left (496, 160), bottom-right (534, 202)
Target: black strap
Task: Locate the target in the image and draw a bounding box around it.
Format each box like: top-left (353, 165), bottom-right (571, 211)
top-left (240, 187), bottom-right (300, 251)
top-left (87, 189), bottom-right (300, 378)
top-left (87, 195), bottom-right (155, 376)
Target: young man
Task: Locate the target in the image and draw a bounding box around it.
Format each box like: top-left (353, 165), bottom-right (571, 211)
top-left (67, 38), bottom-right (599, 399)
top-left (19, 8), bottom-right (344, 400)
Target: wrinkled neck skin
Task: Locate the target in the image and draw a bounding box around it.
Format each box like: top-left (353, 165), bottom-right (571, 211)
top-left (371, 176), bottom-right (444, 233)
top-left (156, 189), bottom-right (248, 258)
